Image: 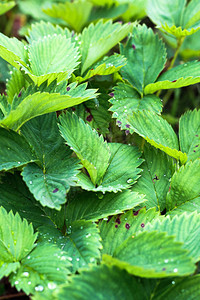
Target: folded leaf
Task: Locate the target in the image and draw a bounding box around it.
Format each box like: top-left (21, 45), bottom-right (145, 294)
top-left (128, 111), bottom-right (187, 164)
top-left (66, 190), bottom-right (146, 222)
top-left (109, 82), bottom-right (162, 133)
top-left (120, 24), bottom-right (166, 95)
top-left (54, 264), bottom-right (149, 300)
top-left (10, 243), bottom-right (71, 295)
top-left (103, 231), bottom-right (195, 277)
top-left (132, 144), bottom-right (175, 211)
top-left (81, 20), bottom-right (133, 74)
top-left (144, 212), bottom-right (200, 262)
top-left (59, 112), bottom-right (111, 186)
top-left (21, 113), bottom-right (80, 210)
top-left (38, 221), bottom-right (102, 272)
top-left (0, 127), bottom-right (36, 171)
top-left (77, 143), bottom-right (143, 192)
top-left (166, 159), bottom-right (200, 210)
top-left (144, 61), bottom-right (200, 94)
top-left (43, 1), bottom-right (93, 32)
top-left (0, 83), bottom-right (97, 130)
top-left (179, 109), bottom-right (200, 161)
top-left (0, 207), bottom-right (37, 278)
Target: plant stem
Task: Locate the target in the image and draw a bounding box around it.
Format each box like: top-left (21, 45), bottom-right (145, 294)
top-left (168, 36), bottom-right (185, 70)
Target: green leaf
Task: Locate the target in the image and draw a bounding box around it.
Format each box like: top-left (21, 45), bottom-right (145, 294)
top-left (132, 144), bottom-right (175, 211)
top-left (77, 143), bottom-right (143, 192)
top-left (69, 93), bottom-right (111, 136)
top-left (0, 173), bottom-right (55, 229)
top-left (76, 54), bottom-right (127, 83)
top-left (166, 159), bottom-right (200, 210)
top-left (182, 0), bottom-right (200, 30)
top-left (38, 220), bottom-right (102, 272)
top-left (121, 0), bottom-right (147, 21)
top-left (168, 197), bottom-right (200, 216)
top-left (153, 275), bottom-right (200, 300)
top-left (0, 33), bottom-right (28, 70)
top-left (26, 21), bottom-right (71, 44)
top-left (99, 207), bottom-right (161, 255)
top-left (54, 264), bottom-right (150, 300)
top-left (0, 83), bottom-right (97, 130)
top-left (0, 262), bottom-right (20, 280)
top-left (109, 82), bottom-right (162, 133)
top-left (144, 61), bottom-right (200, 94)
top-left (0, 1), bottom-right (15, 15)
top-left (0, 127), bottom-right (36, 171)
top-left (21, 113), bottom-right (80, 210)
top-left (6, 69), bottom-right (29, 104)
top-left (179, 109), bottom-right (200, 162)
top-left (43, 1), bottom-right (93, 32)
top-left (81, 20), bottom-right (133, 74)
top-left (22, 34), bottom-right (80, 86)
top-left (160, 24), bottom-right (200, 38)
top-left (120, 24), bottom-right (166, 95)
top-left (128, 111), bottom-right (187, 164)
top-left (89, 3), bottom-right (129, 23)
top-left (10, 243), bottom-right (71, 295)
top-left (144, 212), bottom-right (200, 262)
top-left (66, 190), bottom-right (146, 222)
top-left (59, 112), bottom-right (111, 186)
top-left (103, 231), bottom-right (195, 277)
top-left (0, 207), bottom-right (37, 273)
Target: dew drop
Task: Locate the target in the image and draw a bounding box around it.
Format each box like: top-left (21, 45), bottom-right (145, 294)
top-left (23, 272), bottom-right (29, 277)
top-left (173, 268), bottom-right (178, 273)
top-left (35, 285), bottom-right (44, 292)
top-left (86, 233), bottom-right (91, 238)
top-left (127, 178), bottom-right (133, 184)
top-left (76, 258), bottom-right (80, 261)
top-left (18, 162), bottom-right (20, 164)
top-left (15, 281), bottom-right (19, 285)
top-left (29, 181), bottom-right (33, 185)
top-left (164, 259), bottom-right (169, 263)
top-left (48, 282), bottom-right (57, 290)
top-left (172, 281), bottom-right (175, 285)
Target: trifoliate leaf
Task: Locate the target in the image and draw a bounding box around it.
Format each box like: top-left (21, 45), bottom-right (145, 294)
top-left (43, 1), bottom-right (93, 32)
top-left (144, 212), bottom-right (200, 262)
top-left (109, 82), bottom-right (162, 133)
top-left (66, 190), bottom-right (146, 222)
top-left (0, 127), bottom-right (36, 171)
top-left (103, 231), bottom-right (195, 277)
top-left (144, 61), bottom-right (200, 94)
top-left (38, 220), bottom-right (102, 272)
top-left (120, 24), bottom-right (166, 95)
top-left (99, 207), bottom-right (161, 255)
top-left (81, 20), bottom-right (133, 74)
top-left (166, 159), bottom-right (200, 210)
top-left (59, 112), bottom-right (111, 186)
top-left (54, 264), bottom-right (150, 300)
top-left (0, 173), bottom-right (55, 229)
top-left (128, 111), bottom-right (187, 164)
top-left (0, 83), bottom-right (97, 130)
top-left (179, 109), bottom-right (200, 162)
top-left (132, 144), bottom-right (175, 211)
top-left (10, 243), bottom-right (71, 295)
top-left (21, 113), bottom-right (80, 210)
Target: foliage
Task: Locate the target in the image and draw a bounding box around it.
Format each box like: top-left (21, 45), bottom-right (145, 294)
top-left (0, 0), bottom-right (200, 299)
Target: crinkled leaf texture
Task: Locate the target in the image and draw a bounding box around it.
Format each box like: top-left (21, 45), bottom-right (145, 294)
top-left (0, 82), bottom-right (97, 131)
top-left (21, 113), bottom-right (80, 210)
top-left (144, 212), bottom-right (200, 262)
top-left (145, 61), bottom-right (200, 94)
top-left (120, 24), bottom-right (166, 95)
top-left (179, 109), bottom-right (200, 162)
top-left (0, 1), bottom-right (15, 15)
top-left (103, 231), bottom-right (195, 277)
top-left (128, 111), bottom-right (187, 164)
top-left (53, 264), bottom-right (150, 300)
top-left (80, 20), bottom-right (133, 74)
top-left (38, 220), bottom-right (102, 273)
top-left (0, 207), bottom-right (37, 280)
top-left (109, 82), bottom-right (162, 133)
top-left (166, 159), bottom-right (200, 211)
top-left (0, 127), bottom-right (36, 171)
top-left (132, 144), bottom-right (175, 211)
top-left (10, 243), bottom-right (71, 295)
top-left (59, 112), bottom-right (143, 192)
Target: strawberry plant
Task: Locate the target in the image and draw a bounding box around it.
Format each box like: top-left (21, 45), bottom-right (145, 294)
top-left (0, 0), bottom-right (200, 299)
